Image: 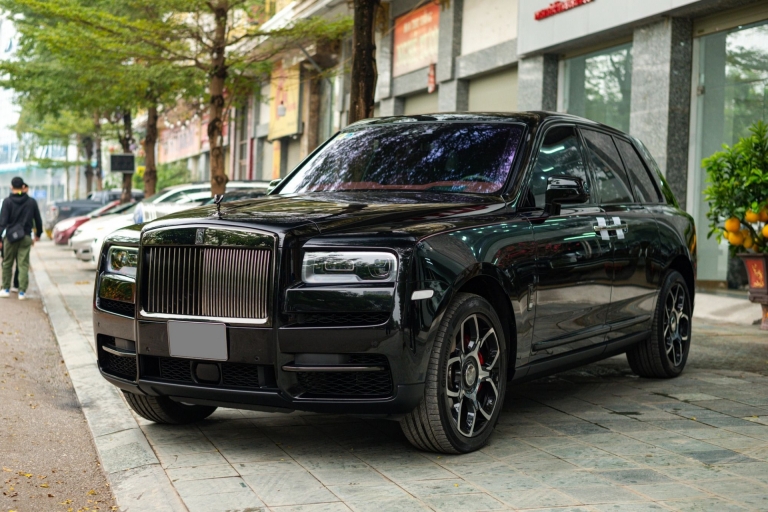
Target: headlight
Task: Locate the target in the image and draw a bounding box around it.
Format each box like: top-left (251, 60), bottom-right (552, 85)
top-left (302, 251), bottom-right (397, 284)
top-left (107, 246), bottom-right (138, 277)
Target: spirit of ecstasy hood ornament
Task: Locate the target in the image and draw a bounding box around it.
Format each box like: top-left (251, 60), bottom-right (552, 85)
top-left (214, 194), bottom-right (224, 219)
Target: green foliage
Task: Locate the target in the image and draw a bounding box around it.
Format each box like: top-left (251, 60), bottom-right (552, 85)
top-left (132, 161), bottom-right (190, 191)
top-left (703, 121), bottom-right (768, 253)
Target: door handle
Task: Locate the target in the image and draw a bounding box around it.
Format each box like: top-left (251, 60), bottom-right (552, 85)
top-left (593, 217), bottom-right (628, 240)
top-left (593, 223), bottom-right (628, 231)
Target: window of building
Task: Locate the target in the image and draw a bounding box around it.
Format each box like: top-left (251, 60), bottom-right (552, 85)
top-left (693, 18), bottom-right (768, 282)
top-left (235, 106), bottom-right (249, 180)
top-left (563, 43), bottom-right (633, 132)
top-left (581, 129), bottom-right (634, 205)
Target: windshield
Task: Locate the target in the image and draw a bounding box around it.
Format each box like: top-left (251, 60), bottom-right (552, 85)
top-left (278, 122), bottom-right (524, 195)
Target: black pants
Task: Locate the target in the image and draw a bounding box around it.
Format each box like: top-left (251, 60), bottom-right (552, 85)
top-left (1, 244), bottom-right (19, 289)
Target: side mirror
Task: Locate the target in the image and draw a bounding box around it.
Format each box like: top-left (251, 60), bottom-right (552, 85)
top-left (266, 178), bottom-right (282, 194)
top-left (544, 175), bottom-right (588, 215)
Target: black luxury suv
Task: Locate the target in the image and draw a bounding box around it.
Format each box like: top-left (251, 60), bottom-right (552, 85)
top-left (94, 112), bottom-right (696, 453)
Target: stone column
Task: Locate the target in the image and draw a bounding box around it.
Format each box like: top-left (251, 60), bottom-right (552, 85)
top-left (436, 0), bottom-right (467, 111)
top-left (517, 54), bottom-right (558, 111)
top-left (629, 18), bottom-right (693, 208)
top-left (379, 97), bottom-right (404, 116)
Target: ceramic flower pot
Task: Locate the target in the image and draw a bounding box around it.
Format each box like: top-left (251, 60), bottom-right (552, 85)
top-left (739, 253), bottom-right (768, 330)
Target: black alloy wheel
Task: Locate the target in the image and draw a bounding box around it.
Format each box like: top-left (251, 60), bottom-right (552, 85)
top-left (400, 293), bottom-right (507, 453)
top-left (627, 270), bottom-right (691, 378)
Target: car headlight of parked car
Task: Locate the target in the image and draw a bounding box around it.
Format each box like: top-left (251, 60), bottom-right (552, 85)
top-left (97, 245), bottom-right (138, 310)
top-left (302, 251), bottom-right (397, 284)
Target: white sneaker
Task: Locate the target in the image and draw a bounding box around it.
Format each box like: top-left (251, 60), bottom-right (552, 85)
top-left (18, 292), bottom-right (26, 301)
top-left (10, 287), bottom-right (18, 293)
top-left (0, 289), bottom-right (9, 298)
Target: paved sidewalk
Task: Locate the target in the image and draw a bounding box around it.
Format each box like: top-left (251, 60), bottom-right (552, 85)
top-left (33, 240), bottom-right (768, 512)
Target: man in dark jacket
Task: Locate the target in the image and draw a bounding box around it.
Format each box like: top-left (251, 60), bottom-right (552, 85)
top-left (0, 177), bottom-right (43, 300)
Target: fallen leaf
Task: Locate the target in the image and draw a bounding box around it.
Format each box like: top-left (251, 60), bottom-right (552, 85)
top-left (60, 499), bottom-right (73, 505)
top-left (18, 472), bottom-right (32, 478)
top-left (40, 483), bottom-right (49, 488)
top-left (48, 493), bottom-right (55, 497)
top-left (87, 489), bottom-right (97, 495)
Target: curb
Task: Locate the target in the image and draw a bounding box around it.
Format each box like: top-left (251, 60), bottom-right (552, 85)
top-left (693, 291), bottom-right (763, 326)
top-left (31, 248), bottom-right (188, 512)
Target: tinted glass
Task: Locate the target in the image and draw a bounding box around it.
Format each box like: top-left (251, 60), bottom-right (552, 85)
top-left (527, 125), bottom-right (589, 208)
top-left (279, 123), bottom-right (523, 195)
top-left (582, 129), bottom-right (634, 204)
top-left (615, 138), bottom-right (660, 203)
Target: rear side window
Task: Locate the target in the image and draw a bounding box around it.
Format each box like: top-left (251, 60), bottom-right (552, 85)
top-left (527, 125), bottom-right (591, 208)
top-left (581, 129), bottom-right (634, 205)
top-left (615, 138), bottom-right (661, 203)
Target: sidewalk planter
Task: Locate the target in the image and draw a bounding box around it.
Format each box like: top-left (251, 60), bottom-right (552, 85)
top-left (704, 121), bottom-right (768, 330)
top-left (739, 253), bottom-right (768, 331)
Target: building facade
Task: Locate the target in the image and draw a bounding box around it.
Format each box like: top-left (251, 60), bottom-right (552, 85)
top-left (157, 0), bottom-right (768, 286)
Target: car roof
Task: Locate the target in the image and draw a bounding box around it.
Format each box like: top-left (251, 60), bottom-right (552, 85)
top-left (346, 111), bottom-right (628, 137)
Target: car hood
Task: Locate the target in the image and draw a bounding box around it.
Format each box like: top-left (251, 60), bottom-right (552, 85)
top-left (70, 214), bottom-right (135, 241)
top-left (145, 192), bottom-right (508, 236)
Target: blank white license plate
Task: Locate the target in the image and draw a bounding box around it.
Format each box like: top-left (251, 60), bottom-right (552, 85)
top-left (167, 321), bottom-right (227, 361)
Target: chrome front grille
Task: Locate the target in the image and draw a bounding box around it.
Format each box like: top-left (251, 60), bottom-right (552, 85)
top-left (144, 246), bottom-right (271, 320)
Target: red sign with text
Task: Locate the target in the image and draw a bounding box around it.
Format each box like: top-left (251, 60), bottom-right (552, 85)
top-left (393, 3), bottom-right (440, 77)
top-left (535, 0), bottom-right (594, 21)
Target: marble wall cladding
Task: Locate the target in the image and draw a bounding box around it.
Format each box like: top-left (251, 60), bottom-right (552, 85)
top-left (517, 54), bottom-right (558, 111)
top-left (379, 96), bottom-right (405, 117)
top-left (629, 18), bottom-right (693, 209)
top-left (437, 0), bottom-right (463, 83)
top-left (376, 29), bottom-right (393, 101)
top-left (438, 79), bottom-right (470, 111)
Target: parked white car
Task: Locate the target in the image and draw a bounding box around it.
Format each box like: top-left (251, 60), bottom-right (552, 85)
top-left (133, 181), bottom-right (269, 223)
top-left (70, 207), bottom-right (137, 262)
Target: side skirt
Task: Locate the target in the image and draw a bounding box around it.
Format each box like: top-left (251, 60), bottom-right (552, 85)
top-left (511, 331), bottom-right (650, 384)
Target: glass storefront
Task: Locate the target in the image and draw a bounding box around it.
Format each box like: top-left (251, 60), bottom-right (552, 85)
top-left (693, 19), bottom-right (768, 283)
top-left (563, 43), bottom-right (633, 132)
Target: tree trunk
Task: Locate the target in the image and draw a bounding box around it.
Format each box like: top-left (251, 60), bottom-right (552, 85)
top-left (83, 135), bottom-right (94, 196)
top-left (94, 115), bottom-right (103, 191)
top-left (208, 1), bottom-right (229, 196)
top-left (120, 111), bottom-right (133, 204)
top-left (348, 0), bottom-right (379, 124)
top-left (143, 105), bottom-right (159, 198)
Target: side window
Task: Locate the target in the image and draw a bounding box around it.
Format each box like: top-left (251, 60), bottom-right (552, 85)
top-left (615, 138), bottom-right (661, 203)
top-left (527, 125), bottom-right (590, 209)
top-left (581, 129), bottom-right (634, 205)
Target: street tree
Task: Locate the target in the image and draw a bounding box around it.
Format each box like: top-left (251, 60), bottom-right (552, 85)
top-left (4, 0), bottom-right (351, 195)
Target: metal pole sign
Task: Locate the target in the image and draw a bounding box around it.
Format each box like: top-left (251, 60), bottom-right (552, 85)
top-left (110, 154), bottom-right (135, 173)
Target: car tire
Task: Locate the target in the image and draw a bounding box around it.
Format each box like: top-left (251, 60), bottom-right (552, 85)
top-left (122, 391), bottom-right (217, 424)
top-left (626, 270), bottom-right (691, 378)
top-left (400, 292), bottom-right (507, 453)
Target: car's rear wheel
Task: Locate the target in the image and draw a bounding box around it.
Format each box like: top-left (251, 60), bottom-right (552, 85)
top-left (400, 293), bottom-right (507, 453)
top-left (627, 270), bottom-right (691, 378)
top-left (122, 391), bottom-right (217, 424)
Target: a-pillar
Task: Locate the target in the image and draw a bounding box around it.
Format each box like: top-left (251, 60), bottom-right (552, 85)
top-left (629, 18), bottom-right (693, 208)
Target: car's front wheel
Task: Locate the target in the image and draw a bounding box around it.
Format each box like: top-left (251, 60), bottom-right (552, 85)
top-left (123, 391), bottom-right (217, 424)
top-left (400, 293), bottom-right (507, 453)
top-left (627, 270), bottom-right (692, 378)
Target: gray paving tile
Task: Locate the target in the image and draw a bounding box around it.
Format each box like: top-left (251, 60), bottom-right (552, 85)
top-left (680, 450), bottom-right (755, 465)
top-left (629, 483), bottom-right (709, 501)
top-left (659, 498), bottom-right (750, 511)
top-left (420, 492), bottom-right (507, 511)
top-left (559, 485), bottom-right (645, 504)
top-left (592, 504), bottom-right (668, 511)
top-left (175, 476), bottom-right (253, 497)
top-left (495, 488), bottom-right (582, 509)
top-left (529, 470), bottom-right (613, 488)
top-left (242, 471), bottom-right (338, 507)
top-left (270, 504), bottom-right (353, 512)
top-left (182, 490), bottom-right (265, 512)
top-left (166, 464), bottom-right (239, 483)
top-left (157, 450), bottom-right (231, 469)
top-left (594, 469), bottom-right (668, 485)
top-left (694, 477), bottom-right (768, 500)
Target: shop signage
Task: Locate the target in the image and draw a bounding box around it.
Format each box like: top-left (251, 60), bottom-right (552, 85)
top-left (393, 3), bottom-right (440, 78)
top-left (535, 0), bottom-right (594, 21)
top-left (110, 154), bottom-right (135, 173)
top-left (268, 63), bottom-right (302, 141)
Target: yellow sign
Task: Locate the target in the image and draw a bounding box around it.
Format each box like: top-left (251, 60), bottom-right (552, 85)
top-left (268, 63), bottom-right (302, 141)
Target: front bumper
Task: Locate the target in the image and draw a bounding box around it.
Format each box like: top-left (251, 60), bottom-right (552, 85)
top-left (94, 308), bottom-right (425, 416)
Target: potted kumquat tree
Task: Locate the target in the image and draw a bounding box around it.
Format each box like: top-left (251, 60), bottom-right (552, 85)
top-left (704, 121), bottom-right (768, 330)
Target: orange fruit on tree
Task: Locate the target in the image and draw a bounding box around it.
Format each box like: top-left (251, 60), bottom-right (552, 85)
top-left (745, 210), bottom-right (760, 223)
top-left (760, 207), bottom-right (768, 222)
top-left (724, 217), bottom-right (741, 232)
top-left (763, 224), bottom-right (768, 238)
top-left (729, 231), bottom-right (745, 245)
top-left (743, 236), bottom-right (754, 249)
